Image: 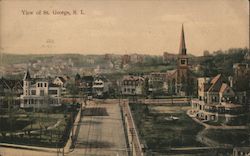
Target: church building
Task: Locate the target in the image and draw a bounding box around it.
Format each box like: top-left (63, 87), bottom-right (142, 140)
top-left (167, 25), bottom-right (196, 96)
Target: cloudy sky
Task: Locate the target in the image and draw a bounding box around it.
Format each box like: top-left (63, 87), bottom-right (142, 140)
top-left (0, 0), bottom-right (249, 56)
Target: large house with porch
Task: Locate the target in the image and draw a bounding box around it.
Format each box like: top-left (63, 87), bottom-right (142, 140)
top-left (20, 70), bottom-right (61, 108)
top-left (191, 73), bottom-right (248, 125)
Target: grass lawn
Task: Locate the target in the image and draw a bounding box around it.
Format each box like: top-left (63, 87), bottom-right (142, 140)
top-left (130, 104), bottom-right (204, 154)
top-left (204, 129), bottom-right (250, 146)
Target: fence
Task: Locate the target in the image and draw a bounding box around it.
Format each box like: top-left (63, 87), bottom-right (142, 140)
top-left (121, 101), bottom-right (144, 156)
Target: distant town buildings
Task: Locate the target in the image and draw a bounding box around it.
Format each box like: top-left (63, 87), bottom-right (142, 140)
top-left (20, 70), bottom-right (61, 108)
top-left (163, 52), bottom-right (177, 64)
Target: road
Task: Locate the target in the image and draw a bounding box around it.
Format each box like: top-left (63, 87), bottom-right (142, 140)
top-left (69, 100), bottom-right (128, 156)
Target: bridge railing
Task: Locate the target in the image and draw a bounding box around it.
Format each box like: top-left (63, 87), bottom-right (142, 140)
top-left (121, 101), bottom-right (144, 156)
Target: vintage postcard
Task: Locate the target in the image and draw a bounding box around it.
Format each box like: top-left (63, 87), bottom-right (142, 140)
top-left (0, 0), bottom-right (249, 156)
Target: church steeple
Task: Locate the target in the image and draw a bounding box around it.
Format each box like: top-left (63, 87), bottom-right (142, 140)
top-left (179, 24), bottom-right (187, 55)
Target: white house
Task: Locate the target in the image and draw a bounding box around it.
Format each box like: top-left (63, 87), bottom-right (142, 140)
top-left (121, 75), bottom-right (145, 95)
top-left (92, 76), bottom-right (110, 97)
top-left (53, 76), bottom-right (69, 95)
top-left (20, 70), bottom-right (61, 108)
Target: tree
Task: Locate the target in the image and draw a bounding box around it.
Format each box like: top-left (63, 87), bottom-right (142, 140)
top-left (66, 83), bottom-right (79, 95)
top-left (142, 77), bottom-right (149, 96)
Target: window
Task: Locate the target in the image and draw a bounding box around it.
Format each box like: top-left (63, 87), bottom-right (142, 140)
top-left (181, 59), bottom-right (186, 65)
top-left (44, 83), bottom-right (47, 87)
top-left (49, 90), bottom-right (58, 95)
top-left (31, 90), bottom-right (36, 95)
top-left (40, 90), bottom-right (44, 96)
top-left (214, 96), bottom-right (217, 102)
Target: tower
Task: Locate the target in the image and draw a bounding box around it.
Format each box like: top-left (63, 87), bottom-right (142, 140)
top-left (176, 24), bottom-right (190, 95)
top-left (178, 24), bottom-right (188, 68)
top-left (23, 69), bottom-right (31, 96)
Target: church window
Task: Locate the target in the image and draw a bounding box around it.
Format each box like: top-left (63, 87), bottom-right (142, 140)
top-left (181, 59), bottom-right (186, 65)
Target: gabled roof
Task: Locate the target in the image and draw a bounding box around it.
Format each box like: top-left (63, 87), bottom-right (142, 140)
top-left (208, 74), bottom-right (223, 92)
top-left (55, 76), bottom-right (66, 83)
top-left (94, 76), bottom-right (108, 82)
top-left (219, 83), bottom-right (229, 93)
top-left (210, 74), bottom-right (221, 84)
top-left (122, 75), bottom-right (144, 81)
top-left (166, 69), bottom-right (177, 78)
top-left (23, 69), bottom-right (31, 80)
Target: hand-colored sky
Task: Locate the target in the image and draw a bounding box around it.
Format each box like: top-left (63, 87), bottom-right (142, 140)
top-left (0, 0), bottom-right (249, 56)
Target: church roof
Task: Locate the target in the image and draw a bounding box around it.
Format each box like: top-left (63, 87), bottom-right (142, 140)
top-left (179, 24), bottom-right (187, 55)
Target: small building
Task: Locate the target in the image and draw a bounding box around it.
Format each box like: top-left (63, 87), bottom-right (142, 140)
top-left (20, 70), bottom-right (61, 108)
top-left (53, 76), bottom-right (69, 95)
top-left (92, 76), bottom-right (111, 98)
top-left (148, 72), bottom-right (167, 95)
top-left (75, 74), bottom-right (94, 96)
top-left (121, 75), bottom-right (145, 95)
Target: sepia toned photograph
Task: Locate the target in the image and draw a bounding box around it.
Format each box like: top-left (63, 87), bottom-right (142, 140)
top-left (0, 0), bottom-right (249, 156)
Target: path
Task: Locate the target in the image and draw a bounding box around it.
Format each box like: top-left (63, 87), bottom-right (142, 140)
top-left (69, 100), bottom-right (128, 156)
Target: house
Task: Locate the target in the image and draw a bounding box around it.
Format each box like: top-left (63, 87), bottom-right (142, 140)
top-left (20, 70), bottom-right (61, 108)
top-left (121, 75), bottom-right (145, 95)
top-left (191, 74), bottom-right (248, 125)
top-left (53, 76), bottom-right (68, 87)
top-left (148, 72), bottom-right (167, 95)
top-left (75, 74), bottom-right (94, 96)
top-left (92, 76), bottom-right (111, 98)
top-left (53, 76), bottom-right (69, 95)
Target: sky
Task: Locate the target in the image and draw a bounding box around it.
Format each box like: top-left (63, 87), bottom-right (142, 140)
top-left (0, 0), bottom-right (249, 56)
